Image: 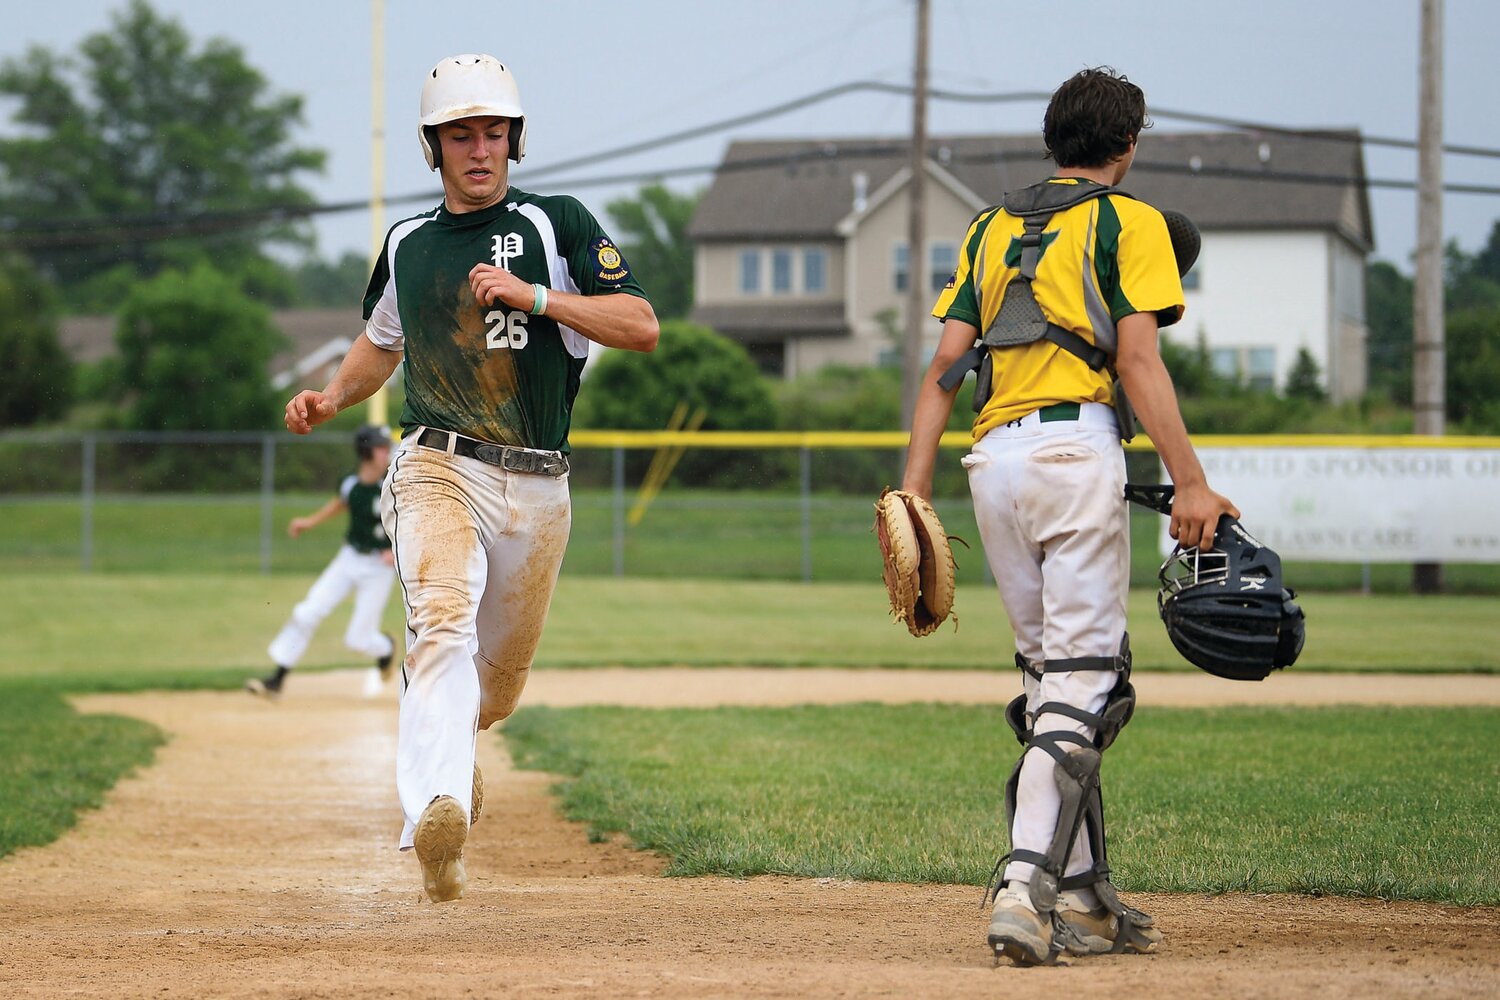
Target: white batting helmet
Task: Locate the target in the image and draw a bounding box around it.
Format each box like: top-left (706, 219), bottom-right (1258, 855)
top-left (418, 54), bottom-right (526, 169)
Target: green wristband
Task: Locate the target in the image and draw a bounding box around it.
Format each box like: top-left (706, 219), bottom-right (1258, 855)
top-left (531, 283), bottom-right (548, 316)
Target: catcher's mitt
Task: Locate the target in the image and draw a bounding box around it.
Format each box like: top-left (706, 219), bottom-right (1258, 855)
top-left (874, 488), bottom-right (958, 637)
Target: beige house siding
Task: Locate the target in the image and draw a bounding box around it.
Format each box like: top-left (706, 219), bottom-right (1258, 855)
top-left (844, 176), bottom-right (983, 366)
top-left (695, 242), bottom-right (844, 307)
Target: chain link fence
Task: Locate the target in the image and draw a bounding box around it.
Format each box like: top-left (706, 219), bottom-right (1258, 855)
top-left (4, 430), bottom-right (1497, 592)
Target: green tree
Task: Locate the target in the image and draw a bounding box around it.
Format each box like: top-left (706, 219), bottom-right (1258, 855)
top-left (1445, 305), bottom-right (1500, 432)
top-left (115, 263), bottom-right (285, 430)
top-left (1472, 219), bottom-right (1500, 286)
top-left (575, 320), bottom-right (776, 486)
top-left (0, 250), bottom-right (72, 426)
top-left (291, 250), bottom-right (371, 308)
top-left (0, 0), bottom-right (324, 310)
top-left (1284, 347), bottom-right (1326, 402)
top-left (605, 184), bottom-right (699, 320)
top-left (1365, 260), bottom-right (1413, 402)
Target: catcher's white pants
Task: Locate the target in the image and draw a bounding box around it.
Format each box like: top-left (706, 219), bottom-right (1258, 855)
top-left (962, 402), bottom-right (1129, 888)
top-left (383, 435), bottom-right (571, 849)
top-left (266, 545), bottom-right (396, 668)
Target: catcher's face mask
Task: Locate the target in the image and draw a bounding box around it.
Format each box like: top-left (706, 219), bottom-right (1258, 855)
top-left (1157, 516), bottom-right (1306, 681)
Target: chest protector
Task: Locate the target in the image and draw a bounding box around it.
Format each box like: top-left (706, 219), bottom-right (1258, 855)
top-left (938, 180), bottom-right (1138, 441)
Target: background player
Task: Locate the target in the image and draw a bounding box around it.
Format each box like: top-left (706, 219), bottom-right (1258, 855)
top-left (901, 67), bottom-right (1236, 964)
top-left (247, 425), bottom-right (397, 700)
top-left (282, 54), bottom-right (659, 902)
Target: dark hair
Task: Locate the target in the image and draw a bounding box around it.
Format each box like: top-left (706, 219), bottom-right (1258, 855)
top-left (1042, 67), bottom-right (1150, 168)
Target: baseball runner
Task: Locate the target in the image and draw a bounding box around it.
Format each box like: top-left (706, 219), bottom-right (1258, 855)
top-left (283, 54), bottom-right (658, 902)
top-left (901, 67), bottom-right (1237, 964)
top-left (247, 425), bottom-right (397, 700)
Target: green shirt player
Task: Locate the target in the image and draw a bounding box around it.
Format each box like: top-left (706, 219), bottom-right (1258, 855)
top-left (247, 426), bottom-right (397, 700)
top-left (283, 54), bottom-right (659, 903)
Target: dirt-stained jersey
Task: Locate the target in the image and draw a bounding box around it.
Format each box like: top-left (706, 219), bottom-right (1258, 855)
top-left (363, 187), bottom-right (648, 452)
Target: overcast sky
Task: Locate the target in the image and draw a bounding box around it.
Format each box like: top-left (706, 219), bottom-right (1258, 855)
top-left (5, 0), bottom-right (1497, 270)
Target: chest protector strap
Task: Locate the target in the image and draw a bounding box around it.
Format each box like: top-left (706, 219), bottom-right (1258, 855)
top-left (937, 181), bottom-right (1136, 440)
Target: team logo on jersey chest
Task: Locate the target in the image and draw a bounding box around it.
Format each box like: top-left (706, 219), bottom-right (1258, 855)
top-left (492, 232), bottom-right (524, 269)
top-left (591, 237), bottom-right (630, 283)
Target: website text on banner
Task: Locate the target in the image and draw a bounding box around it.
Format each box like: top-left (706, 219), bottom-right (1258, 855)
top-left (1171, 448), bottom-right (1500, 563)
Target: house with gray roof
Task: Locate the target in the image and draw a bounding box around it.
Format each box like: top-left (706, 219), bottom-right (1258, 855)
top-left (688, 130), bottom-right (1372, 400)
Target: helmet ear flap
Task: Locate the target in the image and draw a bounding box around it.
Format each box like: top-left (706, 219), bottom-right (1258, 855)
top-left (422, 125), bottom-right (442, 170)
top-left (509, 116), bottom-right (526, 162)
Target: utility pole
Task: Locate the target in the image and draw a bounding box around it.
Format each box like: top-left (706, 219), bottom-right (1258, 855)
top-left (1412, 0), bottom-right (1444, 593)
top-left (367, 0), bottom-right (389, 427)
top-left (899, 0), bottom-right (931, 430)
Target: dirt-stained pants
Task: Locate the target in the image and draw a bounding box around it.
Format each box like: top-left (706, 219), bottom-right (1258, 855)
top-left (382, 433), bottom-right (571, 849)
top-left (962, 402), bottom-right (1129, 888)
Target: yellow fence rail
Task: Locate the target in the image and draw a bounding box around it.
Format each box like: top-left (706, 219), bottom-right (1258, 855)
top-left (569, 430), bottom-right (1500, 451)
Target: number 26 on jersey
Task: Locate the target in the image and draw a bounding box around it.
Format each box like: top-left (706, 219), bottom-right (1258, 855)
top-left (485, 309), bottom-right (529, 350)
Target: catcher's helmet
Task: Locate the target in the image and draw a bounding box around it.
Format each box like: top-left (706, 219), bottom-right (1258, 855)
top-left (1157, 516), bottom-right (1305, 681)
top-left (1161, 210), bottom-right (1201, 278)
top-left (419, 54), bottom-right (526, 169)
top-left (354, 425), bottom-right (392, 460)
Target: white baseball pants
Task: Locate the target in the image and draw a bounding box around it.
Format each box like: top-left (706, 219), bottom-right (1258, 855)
top-left (266, 545), bottom-right (396, 668)
top-left (383, 435), bottom-right (571, 849)
top-left (962, 402), bottom-right (1129, 888)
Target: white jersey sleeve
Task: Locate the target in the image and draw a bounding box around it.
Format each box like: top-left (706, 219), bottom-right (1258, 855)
top-left (364, 278), bottom-right (403, 350)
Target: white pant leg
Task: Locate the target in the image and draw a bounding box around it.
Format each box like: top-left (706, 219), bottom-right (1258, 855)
top-left (266, 546), bottom-right (361, 668)
top-left (967, 414), bottom-right (1129, 887)
top-left (385, 445), bottom-right (489, 848)
top-left (384, 441), bottom-right (571, 848)
top-left (343, 553), bottom-right (396, 659)
top-left (473, 472), bottom-right (571, 731)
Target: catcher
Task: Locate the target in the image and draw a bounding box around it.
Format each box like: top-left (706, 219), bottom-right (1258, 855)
top-left (896, 67), bottom-right (1237, 965)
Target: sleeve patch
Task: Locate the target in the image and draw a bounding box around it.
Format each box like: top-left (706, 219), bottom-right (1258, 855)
top-left (591, 237), bottom-right (631, 284)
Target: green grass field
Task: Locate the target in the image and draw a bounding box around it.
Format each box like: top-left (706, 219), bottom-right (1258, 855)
top-left (6, 490), bottom-right (1500, 593)
top-left (4, 569), bottom-right (1497, 900)
top-left (0, 681), bottom-right (163, 857)
top-left (505, 702), bottom-right (1500, 905)
top-left (8, 574), bottom-right (1500, 684)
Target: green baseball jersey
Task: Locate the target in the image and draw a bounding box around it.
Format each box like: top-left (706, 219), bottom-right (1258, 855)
top-left (341, 474), bottom-right (390, 553)
top-left (362, 187), bottom-right (648, 452)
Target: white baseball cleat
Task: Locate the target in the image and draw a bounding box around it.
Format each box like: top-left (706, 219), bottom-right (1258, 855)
top-left (361, 667), bottom-right (385, 698)
top-left (414, 795), bottom-right (468, 902)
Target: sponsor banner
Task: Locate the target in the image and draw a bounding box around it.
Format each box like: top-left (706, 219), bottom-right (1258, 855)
top-left (1160, 448), bottom-right (1500, 563)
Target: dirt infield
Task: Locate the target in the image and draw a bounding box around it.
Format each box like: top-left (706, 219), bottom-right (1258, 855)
top-left (2, 669), bottom-right (1497, 999)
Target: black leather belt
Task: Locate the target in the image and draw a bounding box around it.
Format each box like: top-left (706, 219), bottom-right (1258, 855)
top-left (415, 429), bottom-right (569, 478)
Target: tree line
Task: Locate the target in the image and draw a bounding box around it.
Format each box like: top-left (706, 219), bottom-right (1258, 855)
top-left (1, 0), bottom-right (1497, 439)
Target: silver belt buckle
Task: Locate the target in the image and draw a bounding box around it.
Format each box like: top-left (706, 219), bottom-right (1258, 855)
top-left (473, 443), bottom-right (566, 477)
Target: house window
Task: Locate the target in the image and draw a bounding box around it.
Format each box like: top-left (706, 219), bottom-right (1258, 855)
top-left (1181, 269), bottom-right (1201, 291)
top-left (1210, 346), bottom-right (1278, 390)
top-left (739, 249), bottom-right (761, 294)
top-left (929, 243), bottom-right (957, 292)
top-left (771, 248), bottom-right (794, 294)
top-left (893, 244), bottom-right (910, 293)
top-left (803, 248), bottom-right (827, 294)
top-left (1210, 348), bottom-right (1239, 381)
top-left (1246, 347), bottom-right (1277, 391)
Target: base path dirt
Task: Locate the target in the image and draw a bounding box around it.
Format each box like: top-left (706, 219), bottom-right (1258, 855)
top-left (1, 668), bottom-right (1495, 999)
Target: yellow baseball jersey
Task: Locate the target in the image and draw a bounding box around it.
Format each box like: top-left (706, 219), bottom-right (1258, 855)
top-left (932, 178), bottom-right (1185, 438)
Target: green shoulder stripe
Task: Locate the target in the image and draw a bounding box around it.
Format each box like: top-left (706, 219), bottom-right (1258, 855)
top-left (1094, 196), bottom-right (1133, 318)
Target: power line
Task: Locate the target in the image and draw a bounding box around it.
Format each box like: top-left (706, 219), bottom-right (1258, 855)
top-left (8, 145), bottom-right (1500, 251)
top-left (6, 82), bottom-right (1500, 250)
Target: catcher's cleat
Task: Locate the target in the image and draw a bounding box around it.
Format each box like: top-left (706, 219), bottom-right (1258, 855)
top-left (987, 887), bottom-right (1056, 967)
top-left (414, 795), bottom-right (468, 902)
top-left (1056, 893), bottom-right (1162, 955)
top-left (470, 763), bottom-right (484, 825)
